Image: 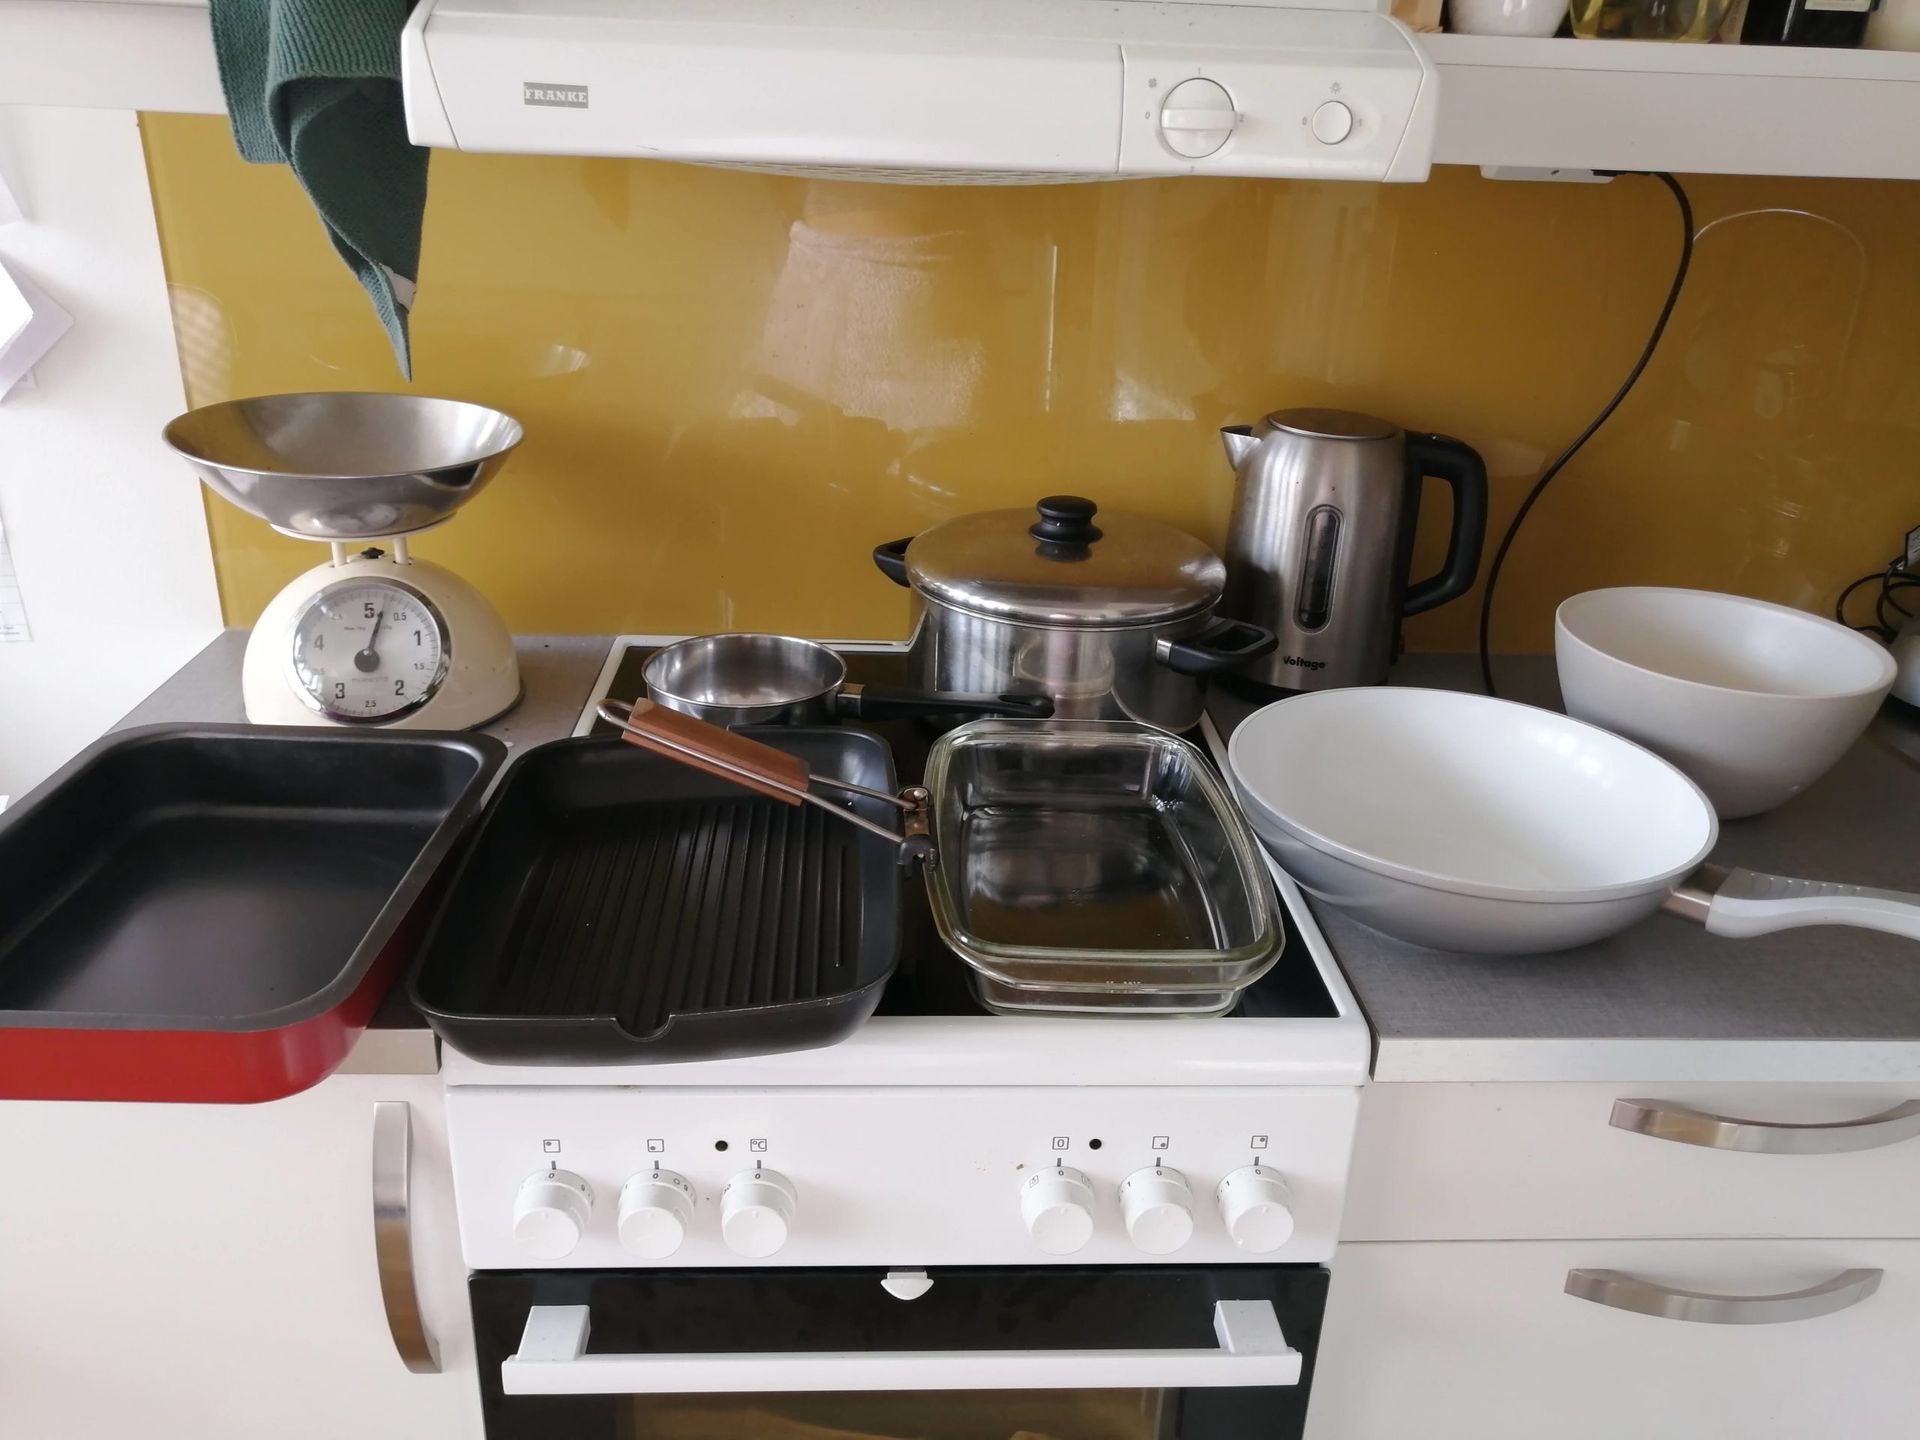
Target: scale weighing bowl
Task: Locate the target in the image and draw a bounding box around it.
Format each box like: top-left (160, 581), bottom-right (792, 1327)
top-left (163, 392), bottom-right (524, 540)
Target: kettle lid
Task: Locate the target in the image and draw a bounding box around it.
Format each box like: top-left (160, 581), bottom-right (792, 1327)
top-left (903, 495), bottom-right (1225, 628)
top-left (1260, 408), bottom-right (1401, 442)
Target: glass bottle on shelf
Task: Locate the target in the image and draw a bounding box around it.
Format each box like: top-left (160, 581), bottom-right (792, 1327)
top-left (1569, 0), bottom-right (1636, 33)
top-left (1631, 0), bottom-right (1736, 37)
top-left (1741, 0), bottom-right (1878, 46)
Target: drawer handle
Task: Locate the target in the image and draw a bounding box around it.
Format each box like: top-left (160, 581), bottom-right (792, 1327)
top-left (1611, 1098), bottom-right (1920, 1154)
top-left (500, 1299), bottom-right (1301, 1395)
top-left (372, 1101), bottom-right (441, 1374)
top-left (1566, 1268), bottom-right (1882, 1325)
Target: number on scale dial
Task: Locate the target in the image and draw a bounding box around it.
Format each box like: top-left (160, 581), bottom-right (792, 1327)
top-left (289, 581), bottom-right (447, 721)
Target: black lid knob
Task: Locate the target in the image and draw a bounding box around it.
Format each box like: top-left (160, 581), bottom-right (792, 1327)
top-left (1029, 495), bottom-right (1103, 549)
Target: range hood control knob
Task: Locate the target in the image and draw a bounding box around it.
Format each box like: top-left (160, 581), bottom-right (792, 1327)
top-left (721, 1168), bottom-right (797, 1258)
top-left (1217, 1165), bottom-right (1295, 1253)
top-left (512, 1169), bottom-right (594, 1260)
top-left (618, 1169), bottom-right (696, 1259)
top-left (1159, 77), bottom-right (1242, 160)
top-left (1120, 1165), bottom-right (1195, 1255)
top-left (1021, 1164), bottom-right (1097, 1254)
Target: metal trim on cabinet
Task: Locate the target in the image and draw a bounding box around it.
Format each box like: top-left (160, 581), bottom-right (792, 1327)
top-left (372, 1100), bottom-right (442, 1374)
top-left (1610, 1098), bottom-right (1920, 1154)
top-left (1565, 1267), bottom-right (1883, 1325)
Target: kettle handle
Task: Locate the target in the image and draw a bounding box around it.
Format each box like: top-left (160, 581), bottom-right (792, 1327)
top-left (1401, 433), bottom-right (1489, 617)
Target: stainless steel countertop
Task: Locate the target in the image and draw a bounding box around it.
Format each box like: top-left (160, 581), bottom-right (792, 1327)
top-left (1211, 655), bottom-right (1920, 1083)
top-left (117, 630), bottom-right (612, 754)
top-left (113, 631), bottom-right (614, 1073)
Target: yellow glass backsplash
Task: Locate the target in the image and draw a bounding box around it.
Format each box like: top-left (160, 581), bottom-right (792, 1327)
top-left (141, 113), bottom-right (1920, 650)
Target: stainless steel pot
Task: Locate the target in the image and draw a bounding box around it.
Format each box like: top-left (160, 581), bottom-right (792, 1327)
top-left (643, 632), bottom-right (1053, 727)
top-left (872, 496), bottom-right (1276, 732)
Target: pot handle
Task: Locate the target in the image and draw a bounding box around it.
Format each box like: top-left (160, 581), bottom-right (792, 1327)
top-left (872, 538), bottom-right (913, 587)
top-left (1670, 865), bottom-right (1920, 943)
top-left (1401, 433), bottom-right (1489, 618)
top-left (1156, 618), bottom-right (1279, 677)
top-left (838, 686), bottom-right (1055, 721)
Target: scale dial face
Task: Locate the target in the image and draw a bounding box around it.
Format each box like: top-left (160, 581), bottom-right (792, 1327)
top-left (287, 578), bottom-right (450, 722)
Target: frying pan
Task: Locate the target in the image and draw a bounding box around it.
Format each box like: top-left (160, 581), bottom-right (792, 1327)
top-left (643, 632), bottom-right (1053, 726)
top-left (1227, 687), bottom-right (1920, 956)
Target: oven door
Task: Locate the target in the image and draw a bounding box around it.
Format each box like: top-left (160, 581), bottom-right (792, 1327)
top-left (471, 1265), bottom-right (1326, 1440)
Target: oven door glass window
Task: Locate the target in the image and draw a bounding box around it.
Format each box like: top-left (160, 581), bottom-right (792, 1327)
top-left (471, 1266), bottom-right (1327, 1440)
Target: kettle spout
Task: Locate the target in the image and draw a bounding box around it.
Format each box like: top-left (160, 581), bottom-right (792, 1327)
top-left (1220, 424), bottom-right (1259, 469)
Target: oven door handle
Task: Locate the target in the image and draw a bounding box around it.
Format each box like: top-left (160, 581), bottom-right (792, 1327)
top-left (499, 1299), bottom-right (1303, 1394)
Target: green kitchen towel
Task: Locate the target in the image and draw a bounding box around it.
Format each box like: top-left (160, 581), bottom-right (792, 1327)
top-left (209, 0), bottom-right (426, 378)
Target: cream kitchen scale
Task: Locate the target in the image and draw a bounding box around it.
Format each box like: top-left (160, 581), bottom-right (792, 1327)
top-left (165, 392), bottom-right (523, 729)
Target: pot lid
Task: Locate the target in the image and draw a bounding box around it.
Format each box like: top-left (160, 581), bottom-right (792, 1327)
top-left (904, 496), bottom-right (1225, 627)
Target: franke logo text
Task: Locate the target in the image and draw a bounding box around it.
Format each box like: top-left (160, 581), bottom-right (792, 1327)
top-left (523, 83), bottom-right (589, 108)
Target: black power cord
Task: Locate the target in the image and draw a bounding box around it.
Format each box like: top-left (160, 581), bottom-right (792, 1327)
top-left (1478, 172), bottom-right (1696, 698)
top-left (1836, 558), bottom-right (1920, 642)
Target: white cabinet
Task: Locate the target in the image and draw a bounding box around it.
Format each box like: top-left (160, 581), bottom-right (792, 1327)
top-left (1344, 1081), bottom-right (1920, 1241)
top-left (1316, 1079), bottom-right (1920, 1439)
top-left (0, 1074), bottom-right (478, 1440)
top-left (1309, 1239), bottom-right (1919, 1440)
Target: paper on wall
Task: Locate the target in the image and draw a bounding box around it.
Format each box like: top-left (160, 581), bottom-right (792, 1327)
top-left (0, 506), bottom-right (30, 644)
top-left (0, 258), bottom-right (71, 400)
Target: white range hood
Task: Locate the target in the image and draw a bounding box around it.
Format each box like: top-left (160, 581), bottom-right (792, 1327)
top-left (399, 0), bottom-right (1438, 182)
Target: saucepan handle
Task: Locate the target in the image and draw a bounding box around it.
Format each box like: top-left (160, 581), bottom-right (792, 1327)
top-left (1675, 866), bottom-right (1920, 943)
top-left (1156, 618), bottom-right (1279, 678)
top-left (872, 538), bottom-right (913, 587)
top-left (838, 686), bottom-right (1054, 722)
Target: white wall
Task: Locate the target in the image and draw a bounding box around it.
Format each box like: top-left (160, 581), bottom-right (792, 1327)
top-left (0, 105), bottom-right (222, 803)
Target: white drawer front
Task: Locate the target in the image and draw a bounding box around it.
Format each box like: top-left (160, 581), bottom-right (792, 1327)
top-left (1308, 1238), bottom-right (1920, 1440)
top-left (1345, 1082), bottom-right (1920, 1241)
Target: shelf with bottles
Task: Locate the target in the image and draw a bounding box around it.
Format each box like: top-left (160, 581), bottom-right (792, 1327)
top-left (1425, 29), bottom-right (1920, 179)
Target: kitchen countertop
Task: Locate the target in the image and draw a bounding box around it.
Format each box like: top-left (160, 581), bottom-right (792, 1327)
top-left (113, 631), bottom-right (615, 1074)
top-left (1213, 655), bottom-right (1920, 1084)
top-left (117, 630), bottom-right (612, 755)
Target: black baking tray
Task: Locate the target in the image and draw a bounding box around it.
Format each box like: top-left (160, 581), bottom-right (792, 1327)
top-left (0, 724), bottom-right (504, 1102)
top-left (409, 729), bottom-right (904, 1064)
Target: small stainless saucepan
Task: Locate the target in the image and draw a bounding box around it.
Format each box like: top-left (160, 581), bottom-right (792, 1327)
top-left (643, 633), bottom-right (1054, 727)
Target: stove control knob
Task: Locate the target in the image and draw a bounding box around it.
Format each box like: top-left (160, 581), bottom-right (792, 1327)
top-left (512, 1169), bottom-right (594, 1260)
top-left (1120, 1165), bottom-right (1195, 1255)
top-left (618, 1169), bottom-right (696, 1259)
top-left (721, 1168), bottom-right (796, 1258)
top-left (1217, 1165), bottom-right (1295, 1253)
top-left (1021, 1164), bottom-right (1097, 1255)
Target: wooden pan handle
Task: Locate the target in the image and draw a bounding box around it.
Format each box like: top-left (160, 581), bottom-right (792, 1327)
top-left (610, 699), bottom-right (811, 806)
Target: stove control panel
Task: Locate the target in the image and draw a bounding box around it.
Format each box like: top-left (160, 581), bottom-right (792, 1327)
top-left (451, 1086), bottom-right (1355, 1270)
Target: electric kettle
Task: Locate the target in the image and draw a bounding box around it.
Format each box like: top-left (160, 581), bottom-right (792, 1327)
top-left (1219, 408), bottom-right (1488, 690)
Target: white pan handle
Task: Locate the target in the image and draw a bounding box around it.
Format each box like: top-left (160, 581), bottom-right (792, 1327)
top-left (1700, 868), bottom-right (1920, 942)
top-left (500, 1300), bottom-right (1301, 1395)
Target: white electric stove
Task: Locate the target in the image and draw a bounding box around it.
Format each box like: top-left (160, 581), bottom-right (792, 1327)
top-left (442, 637), bottom-right (1368, 1440)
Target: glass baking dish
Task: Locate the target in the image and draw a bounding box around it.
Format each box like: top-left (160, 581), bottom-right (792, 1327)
top-left (970, 969), bottom-right (1244, 1018)
top-left (922, 720), bottom-right (1282, 990)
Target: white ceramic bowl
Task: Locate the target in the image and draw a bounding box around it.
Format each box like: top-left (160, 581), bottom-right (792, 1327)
top-left (1447, 0), bottom-right (1570, 37)
top-left (1227, 688), bottom-right (1718, 954)
top-left (1556, 588), bottom-right (1896, 819)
